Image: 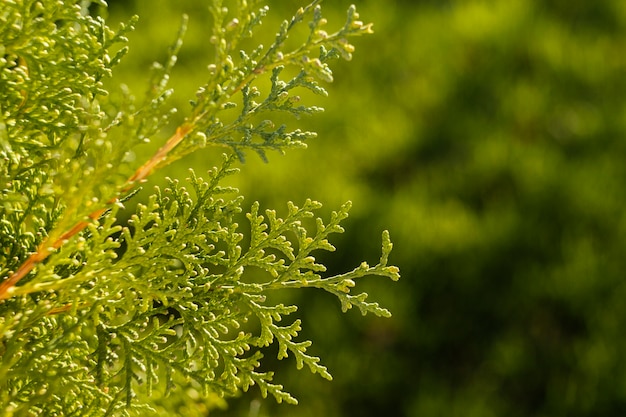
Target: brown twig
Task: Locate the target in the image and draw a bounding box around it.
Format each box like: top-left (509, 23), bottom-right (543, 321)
top-left (0, 124), bottom-right (193, 301)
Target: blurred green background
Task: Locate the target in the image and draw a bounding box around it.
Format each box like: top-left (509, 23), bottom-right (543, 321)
top-left (104, 0), bottom-right (626, 416)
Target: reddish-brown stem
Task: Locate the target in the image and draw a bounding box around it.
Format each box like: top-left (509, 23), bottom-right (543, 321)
top-left (0, 124), bottom-right (193, 301)
top-left (127, 124), bottom-right (192, 184)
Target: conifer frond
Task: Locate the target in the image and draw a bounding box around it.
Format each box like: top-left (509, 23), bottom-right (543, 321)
top-left (0, 0), bottom-right (397, 414)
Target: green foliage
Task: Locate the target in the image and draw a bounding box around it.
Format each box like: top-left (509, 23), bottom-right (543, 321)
top-left (0, 0), bottom-right (398, 415)
top-left (89, 1), bottom-right (626, 416)
top-left (209, 1), bottom-right (626, 416)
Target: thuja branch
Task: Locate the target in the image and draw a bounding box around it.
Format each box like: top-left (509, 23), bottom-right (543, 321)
top-left (0, 1), bottom-right (398, 413)
top-left (0, 1), bottom-right (372, 301)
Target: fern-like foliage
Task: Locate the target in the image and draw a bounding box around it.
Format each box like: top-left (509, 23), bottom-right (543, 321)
top-left (0, 0), bottom-right (398, 415)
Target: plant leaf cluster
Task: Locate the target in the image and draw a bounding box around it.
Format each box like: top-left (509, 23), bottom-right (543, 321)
top-left (0, 0), bottom-right (397, 415)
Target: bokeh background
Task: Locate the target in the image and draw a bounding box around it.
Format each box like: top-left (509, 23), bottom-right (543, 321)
top-left (104, 0), bottom-right (626, 416)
